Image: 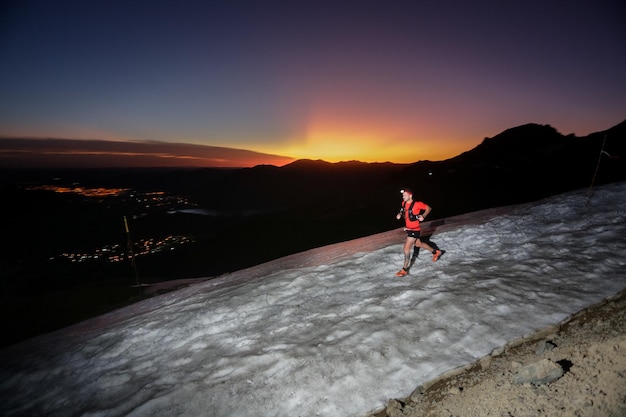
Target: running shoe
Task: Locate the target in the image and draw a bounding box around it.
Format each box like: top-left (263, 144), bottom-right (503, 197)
top-left (432, 250), bottom-right (442, 262)
top-left (395, 268), bottom-right (408, 277)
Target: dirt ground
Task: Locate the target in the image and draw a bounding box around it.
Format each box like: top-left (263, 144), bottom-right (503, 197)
top-left (366, 288), bottom-right (626, 417)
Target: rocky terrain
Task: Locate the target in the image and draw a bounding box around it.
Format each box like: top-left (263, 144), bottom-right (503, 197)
top-left (367, 288), bottom-right (626, 417)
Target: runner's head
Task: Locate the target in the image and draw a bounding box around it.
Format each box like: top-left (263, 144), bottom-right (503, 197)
top-left (400, 188), bottom-right (413, 201)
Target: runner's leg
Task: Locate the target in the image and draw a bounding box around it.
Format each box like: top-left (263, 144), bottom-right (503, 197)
top-left (403, 236), bottom-right (417, 269)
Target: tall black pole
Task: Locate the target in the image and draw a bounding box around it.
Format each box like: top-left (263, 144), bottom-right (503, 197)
top-left (124, 216), bottom-right (142, 292)
top-left (586, 134), bottom-right (607, 207)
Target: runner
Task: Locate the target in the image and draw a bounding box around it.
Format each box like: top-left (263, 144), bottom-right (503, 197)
top-left (395, 188), bottom-right (442, 276)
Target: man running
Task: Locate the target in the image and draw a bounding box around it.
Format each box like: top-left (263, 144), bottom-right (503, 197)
top-left (395, 188), bottom-right (442, 276)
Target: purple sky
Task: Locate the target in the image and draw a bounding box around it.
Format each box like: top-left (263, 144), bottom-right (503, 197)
top-left (1, 0), bottom-right (625, 166)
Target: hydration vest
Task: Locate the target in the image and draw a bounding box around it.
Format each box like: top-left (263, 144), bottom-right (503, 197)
top-left (406, 200), bottom-right (425, 221)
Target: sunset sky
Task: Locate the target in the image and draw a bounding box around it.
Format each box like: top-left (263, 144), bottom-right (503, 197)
top-left (1, 0), bottom-right (625, 167)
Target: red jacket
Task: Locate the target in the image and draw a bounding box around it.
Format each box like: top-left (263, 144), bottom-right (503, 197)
top-left (402, 200), bottom-right (429, 231)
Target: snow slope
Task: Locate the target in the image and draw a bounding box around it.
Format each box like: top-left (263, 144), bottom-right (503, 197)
top-left (1, 182), bottom-right (625, 417)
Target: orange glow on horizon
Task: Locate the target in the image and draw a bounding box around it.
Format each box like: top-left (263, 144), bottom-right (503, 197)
top-left (254, 134), bottom-right (468, 164)
top-left (251, 116), bottom-right (470, 163)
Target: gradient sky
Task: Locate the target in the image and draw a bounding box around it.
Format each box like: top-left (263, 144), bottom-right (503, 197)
top-left (1, 0), bottom-right (625, 166)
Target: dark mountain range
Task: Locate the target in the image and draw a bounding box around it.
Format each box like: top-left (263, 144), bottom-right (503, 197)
top-left (176, 120), bottom-right (626, 229)
top-left (388, 121), bottom-right (626, 218)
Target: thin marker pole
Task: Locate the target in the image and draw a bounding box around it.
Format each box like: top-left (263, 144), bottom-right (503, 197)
top-left (585, 134), bottom-right (607, 207)
top-left (124, 216), bottom-right (142, 291)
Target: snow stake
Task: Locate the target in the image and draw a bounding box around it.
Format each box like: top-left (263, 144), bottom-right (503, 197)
top-left (585, 134), bottom-right (607, 207)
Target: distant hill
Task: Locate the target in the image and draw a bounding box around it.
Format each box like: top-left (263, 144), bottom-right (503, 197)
top-left (385, 120), bottom-right (626, 218)
top-left (174, 120), bottom-right (626, 217)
